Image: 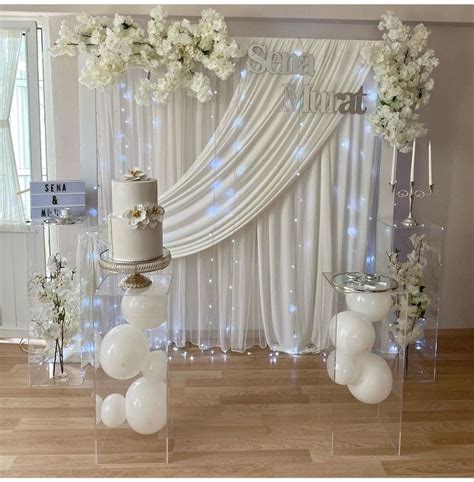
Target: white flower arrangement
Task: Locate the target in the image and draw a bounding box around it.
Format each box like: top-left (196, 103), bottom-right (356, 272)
top-left (51, 6), bottom-right (242, 105)
top-left (387, 233), bottom-right (430, 347)
top-left (28, 254), bottom-right (80, 377)
top-left (362, 11), bottom-right (439, 152)
top-left (123, 202), bottom-right (165, 229)
top-left (122, 167), bottom-right (149, 181)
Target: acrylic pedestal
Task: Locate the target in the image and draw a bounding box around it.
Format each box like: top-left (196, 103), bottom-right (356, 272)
top-left (28, 219), bottom-right (92, 386)
top-left (376, 219), bottom-right (444, 382)
top-left (0, 219), bottom-right (91, 386)
top-left (320, 272), bottom-right (408, 456)
top-left (94, 273), bottom-right (171, 465)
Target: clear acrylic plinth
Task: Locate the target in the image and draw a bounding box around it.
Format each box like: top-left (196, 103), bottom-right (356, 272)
top-left (375, 219), bottom-right (444, 382)
top-left (4, 218), bottom-right (93, 387)
top-left (320, 272), bottom-right (408, 456)
top-left (94, 273), bottom-right (171, 465)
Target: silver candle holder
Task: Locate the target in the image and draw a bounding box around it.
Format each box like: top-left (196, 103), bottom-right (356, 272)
top-left (390, 181), bottom-right (434, 227)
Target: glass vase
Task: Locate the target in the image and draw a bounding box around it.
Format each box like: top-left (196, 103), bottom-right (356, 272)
top-left (375, 219), bottom-right (444, 382)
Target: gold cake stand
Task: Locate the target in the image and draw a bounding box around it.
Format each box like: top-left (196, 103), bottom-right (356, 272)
top-left (99, 248), bottom-right (171, 289)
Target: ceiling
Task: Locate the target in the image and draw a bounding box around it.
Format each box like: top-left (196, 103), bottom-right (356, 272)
top-left (0, 4), bottom-right (473, 23)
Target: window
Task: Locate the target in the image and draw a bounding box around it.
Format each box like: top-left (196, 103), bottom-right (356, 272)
top-left (2, 20), bottom-right (46, 220)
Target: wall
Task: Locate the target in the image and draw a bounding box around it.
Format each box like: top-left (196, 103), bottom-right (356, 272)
top-left (222, 17), bottom-right (474, 329)
top-left (14, 6), bottom-right (474, 329)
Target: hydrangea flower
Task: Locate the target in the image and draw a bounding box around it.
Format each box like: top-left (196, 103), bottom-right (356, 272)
top-left (51, 6), bottom-right (242, 106)
top-left (362, 11), bottom-right (439, 152)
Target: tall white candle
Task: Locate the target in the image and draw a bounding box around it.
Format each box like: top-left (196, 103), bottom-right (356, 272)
top-left (410, 139), bottom-right (416, 183)
top-left (390, 145), bottom-right (397, 185)
top-left (428, 140), bottom-right (433, 186)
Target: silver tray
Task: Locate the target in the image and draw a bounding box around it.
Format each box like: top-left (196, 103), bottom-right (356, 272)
top-left (331, 272), bottom-right (399, 293)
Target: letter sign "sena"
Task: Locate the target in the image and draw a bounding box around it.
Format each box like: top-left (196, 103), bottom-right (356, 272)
top-left (246, 44), bottom-right (368, 115)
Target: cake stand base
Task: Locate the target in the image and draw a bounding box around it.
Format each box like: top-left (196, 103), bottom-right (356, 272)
top-left (119, 273), bottom-right (153, 289)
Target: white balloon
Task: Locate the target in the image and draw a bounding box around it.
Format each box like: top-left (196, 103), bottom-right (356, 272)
top-left (126, 377), bottom-right (167, 435)
top-left (348, 352), bottom-right (393, 404)
top-left (142, 350), bottom-right (167, 382)
top-left (329, 311), bottom-right (375, 355)
top-left (121, 288), bottom-right (168, 329)
top-left (101, 393), bottom-right (126, 428)
top-left (96, 395), bottom-right (103, 425)
top-left (99, 324), bottom-right (149, 380)
top-left (93, 332), bottom-right (102, 368)
top-left (346, 292), bottom-right (392, 323)
top-left (326, 350), bottom-right (359, 385)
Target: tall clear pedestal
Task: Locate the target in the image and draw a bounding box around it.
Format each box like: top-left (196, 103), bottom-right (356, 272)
top-left (28, 218), bottom-right (93, 386)
top-left (320, 272), bottom-right (407, 456)
top-left (16, 218), bottom-right (92, 386)
top-left (375, 219), bottom-right (444, 382)
top-left (94, 273), bottom-right (171, 465)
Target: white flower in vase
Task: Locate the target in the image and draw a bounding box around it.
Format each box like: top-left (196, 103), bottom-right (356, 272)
top-left (387, 233), bottom-right (431, 348)
top-left (28, 254), bottom-right (80, 380)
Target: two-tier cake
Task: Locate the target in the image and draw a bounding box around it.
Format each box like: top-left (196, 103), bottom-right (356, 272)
top-left (108, 168), bottom-right (164, 262)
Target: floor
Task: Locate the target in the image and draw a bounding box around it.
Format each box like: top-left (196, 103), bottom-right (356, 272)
top-left (1, 329), bottom-right (474, 477)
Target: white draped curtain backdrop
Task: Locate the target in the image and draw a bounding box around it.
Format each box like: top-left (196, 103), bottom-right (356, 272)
top-left (96, 37), bottom-right (380, 353)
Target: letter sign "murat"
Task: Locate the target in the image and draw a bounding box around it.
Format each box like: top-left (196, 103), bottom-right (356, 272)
top-left (247, 44), bottom-right (367, 115)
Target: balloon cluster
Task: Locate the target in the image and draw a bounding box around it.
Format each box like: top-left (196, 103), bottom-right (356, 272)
top-left (95, 289), bottom-right (168, 434)
top-left (327, 292), bottom-right (393, 404)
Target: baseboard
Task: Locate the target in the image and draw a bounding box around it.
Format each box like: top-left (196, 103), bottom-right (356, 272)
top-left (0, 328), bottom-right (28, 339)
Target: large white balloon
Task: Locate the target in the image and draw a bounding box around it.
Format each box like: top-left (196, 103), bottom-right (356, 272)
top-left (101, 393), bottom-right (126, 428)
top-left (142, 350), bottom-right (167, 383)
top-left (348, 352), bottom-right (393, 404)
top-left (99, 324), bottom-right (149, 380)
top-left (346, 292), bottom-right (392, 323)
top-left (96, 394), bottom-right (103, 425)
top-left (125, 377), bottom-right (167, 435)
top-left (121, 288), bottom-right (168, 329)
top-left (326, 350), bottom-right (358, 385)
top-left (329, 311), bottom-right (375, 355)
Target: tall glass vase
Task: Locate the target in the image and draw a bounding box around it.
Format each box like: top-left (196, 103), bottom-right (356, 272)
top-left (375, 219), bottom-right (444, 382)
top-left (27, 218), bottom-right (92, 386)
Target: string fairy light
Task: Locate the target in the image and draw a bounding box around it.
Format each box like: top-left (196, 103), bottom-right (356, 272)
top-left (289, 38), bottom-right (307, 355)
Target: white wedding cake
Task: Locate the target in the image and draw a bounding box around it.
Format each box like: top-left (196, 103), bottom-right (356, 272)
top-left (108, 168), bottom-right (164, 262)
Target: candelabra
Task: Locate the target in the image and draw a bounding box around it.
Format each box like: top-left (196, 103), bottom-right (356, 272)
top-left (390, 181), bottom-right (434, 227)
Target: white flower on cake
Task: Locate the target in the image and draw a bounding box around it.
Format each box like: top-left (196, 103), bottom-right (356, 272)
top-left (123, 203), bottom-right (164, 229)
top-left (124, 204), bottom-right (148, 229)
top-left (145, 203), bottom-right (165, 227)
top-left (122, 167), bottom-right (149, 181)
top-left (51, 6), bottom-right (242, 106)
top-left (362, 11), bottom-right (439, 152)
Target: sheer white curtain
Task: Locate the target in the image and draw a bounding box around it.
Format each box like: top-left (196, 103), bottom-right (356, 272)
top-left (96, 37), bottom-right (380, 353)
top-left (0, 28), bottom-right (25, 228)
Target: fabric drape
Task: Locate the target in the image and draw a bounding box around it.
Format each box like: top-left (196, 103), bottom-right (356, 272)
top-left (0, 28), bottom-right (25, 228)
top-left (95, 37), bottom-right (379, 353)
top-left (160, 38), bottom-right (373, 257)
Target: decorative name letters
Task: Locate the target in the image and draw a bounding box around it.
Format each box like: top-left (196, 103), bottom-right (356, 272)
top-left (30, 180), bottom-right (86, 219)
top-left (247, 44), bottom-right (367, 115)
